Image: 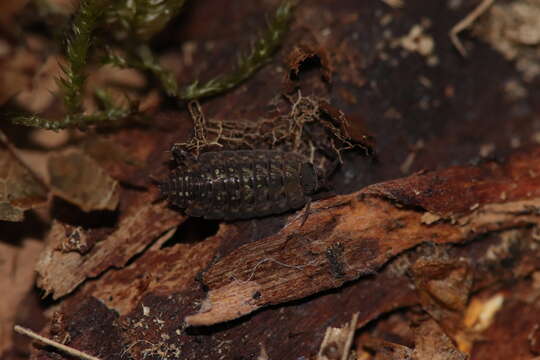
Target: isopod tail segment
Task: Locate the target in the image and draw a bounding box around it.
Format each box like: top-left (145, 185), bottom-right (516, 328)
top-left (149, 174), bottom-right (169, 203)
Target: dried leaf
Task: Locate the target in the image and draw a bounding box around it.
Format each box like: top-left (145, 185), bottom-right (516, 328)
top-left (82, 137), bottom-right (146, 185)
top-left (412, 319), bottom-right (467, 360)
top-left (362, 337), bottom-right (413, 360)
top-left (0, 134), bottom-right (48, 222)
top-left (48, 148), bottom-right (120, 212)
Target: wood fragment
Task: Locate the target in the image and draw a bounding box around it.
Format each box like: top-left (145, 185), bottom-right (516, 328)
top-left (35, 192), bottom-right (184, 299)
top-left (186, 146), bottom-right (540, 325)
top-left (185, 280), bottom-right (262, 326)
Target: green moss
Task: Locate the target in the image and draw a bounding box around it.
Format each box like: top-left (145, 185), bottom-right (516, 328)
top-left (107, 0), bottom-right (188, 40)
top-left (181, 0), bottom-right (296, 100)
top-left (102, 45), bottom-right (178, 96)
top-left (10, 0), bottom-right (295, 130)
top-left (58, 0), bottom-right (105, 115)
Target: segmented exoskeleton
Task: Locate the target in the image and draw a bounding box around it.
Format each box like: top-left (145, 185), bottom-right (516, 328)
top-left (159, 149), bottom-right (319, 220)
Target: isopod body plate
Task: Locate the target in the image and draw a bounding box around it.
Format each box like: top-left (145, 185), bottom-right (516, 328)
top-left (160, 150), bottom-right (318, 220)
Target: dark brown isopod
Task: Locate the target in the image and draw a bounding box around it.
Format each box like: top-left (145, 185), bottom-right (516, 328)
top-left (159, 149), bottom-right (319, 220)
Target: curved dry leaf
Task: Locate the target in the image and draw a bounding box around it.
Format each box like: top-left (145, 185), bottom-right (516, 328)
top-left (81, 137), bottom-right (146, 185)
top-left (0, 135), bottom-right (48, 222)
top-left (48, 149), bottom-right (120, 212)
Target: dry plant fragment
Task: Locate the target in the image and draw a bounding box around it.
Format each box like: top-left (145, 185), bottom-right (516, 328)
top-left (412, 319), bottom-right (468, 360)
top-left (410, 257), bottom-right (473, 338)
top-left (363, 318), bottom-right (467, 360)
top-left (317, 313), bottom-right (359, 360)
top-left (48, 149), bottom-right (120, 212)
top-left (176, 93), bottom-right (373, 178)
top-left (13, 325), bottom-right (101, 360)
top-left (285, 42), bottom-right (333, 91)
top-left (450, 0), bottom-right (495, 56)
top-left (184, 281), bottom-right (263, 326)
top-left (0, 132), bottom-right (48, 221)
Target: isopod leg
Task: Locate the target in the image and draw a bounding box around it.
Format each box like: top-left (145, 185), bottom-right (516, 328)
top-left (299, 197), bottom-right (312, 227)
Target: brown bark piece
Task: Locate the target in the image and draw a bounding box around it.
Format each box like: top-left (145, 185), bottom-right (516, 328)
top-left (410, 257), bottom-right (472, 337)
top-left (48, 149), bottom-right (120, 212)
top-left (364, 146), bottom-right (540, 217)
top-left (35, 191), bottom-right (184, 299)
top-left (0, 133), bottom-right (48, 222)
top-left (185, 281), bottom-right (262, 326)
top-left (285, 42), bottom-right (333, 90)
top-left (78, 227), bottom-right (223, 315)
top-left (187, 146), bottom-right (540, 325)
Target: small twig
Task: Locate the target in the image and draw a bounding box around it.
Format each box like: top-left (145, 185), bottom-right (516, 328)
top-left (450, 0), bottom-right (495, 57)
top-left (13, 325), bottom-right (101, 360)
top-left (341, 313), bottom-right (359, 360)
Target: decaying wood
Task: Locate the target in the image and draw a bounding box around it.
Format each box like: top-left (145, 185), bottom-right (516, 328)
top-left (35, 191), bottom-right (184, 299)
top-left (4, 0), bottom-right (540, 359)
top-left (26, 144), bottom-right (539, 360)
top-left (187, 146), bottom-right (540, 325)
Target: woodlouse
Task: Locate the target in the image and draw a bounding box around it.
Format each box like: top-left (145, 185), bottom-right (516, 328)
top-left (159, 149), bottom-right (319, 220)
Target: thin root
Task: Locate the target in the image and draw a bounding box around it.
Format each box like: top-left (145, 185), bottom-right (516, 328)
top-left (450, 0), bottom-right (495, 57)
top-left (245, 257), bottom-right (319, 282)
